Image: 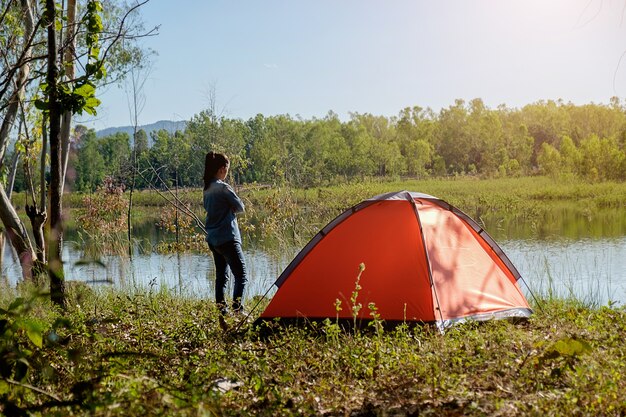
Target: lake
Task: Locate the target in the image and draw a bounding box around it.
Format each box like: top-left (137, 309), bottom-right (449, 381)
top-left (1, 205), bottom-right (625, 307)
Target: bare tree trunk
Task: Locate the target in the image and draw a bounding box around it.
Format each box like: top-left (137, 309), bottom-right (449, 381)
top-left (46, 0), bottom-right (66, 309)
top-left (0, 0), bottom-right (34, 165)
top-left (4, 136), bottom-right (41, 279)
top-left (175, 169), bottom-right (179, 244)
top-left (2, 148), bottom-right (20, 277)
top-left (40, 115), bottom-right (48, 210)
top-left (16, 102), bottom-right (48, 270)
top-left (6, 146), bottom-right (20, 197)
top-left (127, 129), bottom-right (137, 258)
top-left (0, 184), bottom-right (36, 280)
top-left (0, 0), bottom-right (38, 281)
top-left (23, 115), bottom-right (49, 267)
top-left (25, 205), bottom-right (46, 268)
top-left (125, 62), bottom-right (150, 258)
top-left (60, 0), bottom-right (76, 194)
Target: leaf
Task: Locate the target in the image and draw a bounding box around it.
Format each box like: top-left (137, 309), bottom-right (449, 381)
top-left (74, 83), bottom-right (96, 98)
top-left (14, 140), bottom-right (26, 154)
top-left (34, 99), bottom-right (49, 111)
top-left (8, 297), bottom-right (25, 311)
top-left (85, 97), bottom-right (101, 108)
top-left (27, 328), bottom-right (43, 348)
top-left (95, 66), bottom-right (106, 80)
top-left (0, 380), bottom-right (9, 395)
top-left (549, 337), bottom-right (592, 358)
top-left (82, 97), bottom-right (101, 115)
top-left (24, 320), bottom-right (44, 348)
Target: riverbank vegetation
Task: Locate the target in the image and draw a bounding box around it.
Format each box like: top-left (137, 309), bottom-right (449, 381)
top-left (9, 99), bottom-right (626, 195)
top-left (1, 284), bottom-right (625, 416)
top-left (16, 176), bottom-right (622, 251)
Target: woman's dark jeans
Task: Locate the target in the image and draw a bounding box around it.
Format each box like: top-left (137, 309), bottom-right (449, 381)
top-left (209, 240), bottom-right (247, 314)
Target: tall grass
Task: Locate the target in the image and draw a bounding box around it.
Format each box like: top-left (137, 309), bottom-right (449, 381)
top-left (518, 244), bottom-right (621, 310)
top-left (9, 175), bottom-right (626, 210)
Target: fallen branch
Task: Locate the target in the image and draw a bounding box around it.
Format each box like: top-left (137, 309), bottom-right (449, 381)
top-left (5, 378), bottom-right (62, 402)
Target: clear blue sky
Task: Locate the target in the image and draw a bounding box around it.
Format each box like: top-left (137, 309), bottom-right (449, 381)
top-left (78, 0), bottom-right (626, 130)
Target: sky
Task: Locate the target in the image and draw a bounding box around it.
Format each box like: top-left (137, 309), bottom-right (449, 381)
top-left (78, 0), bottom-right (626, 130)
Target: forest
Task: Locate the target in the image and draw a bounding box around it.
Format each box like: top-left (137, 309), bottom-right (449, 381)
top-left (12, 97), bottom-right (623, 193)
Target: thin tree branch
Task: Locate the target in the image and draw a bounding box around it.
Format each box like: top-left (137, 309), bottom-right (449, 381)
top-left (0, 11), bottom-right (43, 104)
top-left (133, 163), bottom-right (207, 235)
top-left (5, 378), bottom-right (62, 402)
top-left (97, 0), bottom-right (155, 73)
top-left (18, 94), bottom-right (39, 208)
top-left (145, 161), bottom-right (206, 230)
top-left (0, 0), bottom-right (17, 30)
top-left (39, 113), bottom-right (47, 210)
top-left (59, 2), bottom-right (158, 89)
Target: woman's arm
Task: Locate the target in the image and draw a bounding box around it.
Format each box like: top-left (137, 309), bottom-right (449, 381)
top-left (224, 184), bottom-right (245, 214)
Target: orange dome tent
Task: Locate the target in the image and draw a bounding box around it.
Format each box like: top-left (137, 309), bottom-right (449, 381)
top-left (255, 191), bottom-right (532, 330)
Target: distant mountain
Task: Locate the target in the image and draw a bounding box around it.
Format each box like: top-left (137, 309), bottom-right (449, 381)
top-left (95, 120), bottom-right (187, 138)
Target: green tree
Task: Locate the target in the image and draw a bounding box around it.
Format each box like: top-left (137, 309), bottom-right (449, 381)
top-left (436, 99), bottom-right (471, 174)
top-left (183, 110), bottom-right (248, 186)
top-left (132, 129), bottom-right (150, 188)
top-left (342, 121), bottom-right (376, 178)
top-left (468, 99), bottom-right (506, 176)
top-left (566, 101), bottom-right (626, 144)
top-left (578, 135), bottom-right (625, 181)
top-left (403, 139), bottom-right (432, 178)
top-left (99, 132), bottom-right (131, 181)
top-left (248, 114), bottom-right (303, 185)
top-left (519, 99), bottom-right (571, 165)
top-left (537, 142), bottom-right (562, 178)
top-left (559, 135), bottom-right (581, 176)
top-left (300, 113), bottom-right (350, 184)
top-left (149, 129), bottom-right (176, 187)
top-left (351, 113), bottom-right (404, 176)
top-left (0, 0), bottom-right (154, 297)
top-left (395, 106), bottom-right (436, 177)
top-left (75, 129), bottom-right (106, 191)
top-left (502, 123), bottom-right (534, 174)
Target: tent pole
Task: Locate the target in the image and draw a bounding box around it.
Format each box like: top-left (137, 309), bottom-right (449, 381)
top-left (230, 282), bottom-right (276, 334)
top-left (405, 192), bottom-right (446, 329)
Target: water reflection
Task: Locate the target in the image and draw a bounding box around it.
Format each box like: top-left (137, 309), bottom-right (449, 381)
top-left (475, 206), bottom-right (626, 241)
top-left (502, 237), bottom-right (626, 306)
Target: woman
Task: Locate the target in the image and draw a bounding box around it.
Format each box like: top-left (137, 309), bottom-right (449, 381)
top-left (203, 151), bottom-right (247, 314)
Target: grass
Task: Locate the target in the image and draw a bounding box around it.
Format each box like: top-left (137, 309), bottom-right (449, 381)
top-left (10, 176), bottom-right (626, 211)
top-left (2, 284), bottom-right (626, 416)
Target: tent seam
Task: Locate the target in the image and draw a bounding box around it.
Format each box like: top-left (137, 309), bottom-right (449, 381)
top-left (405, 191), bottom-right (445, 326)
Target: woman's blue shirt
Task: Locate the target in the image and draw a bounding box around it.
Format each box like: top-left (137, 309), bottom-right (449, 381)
top-left (203, 179), bottom-right (245, 246)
